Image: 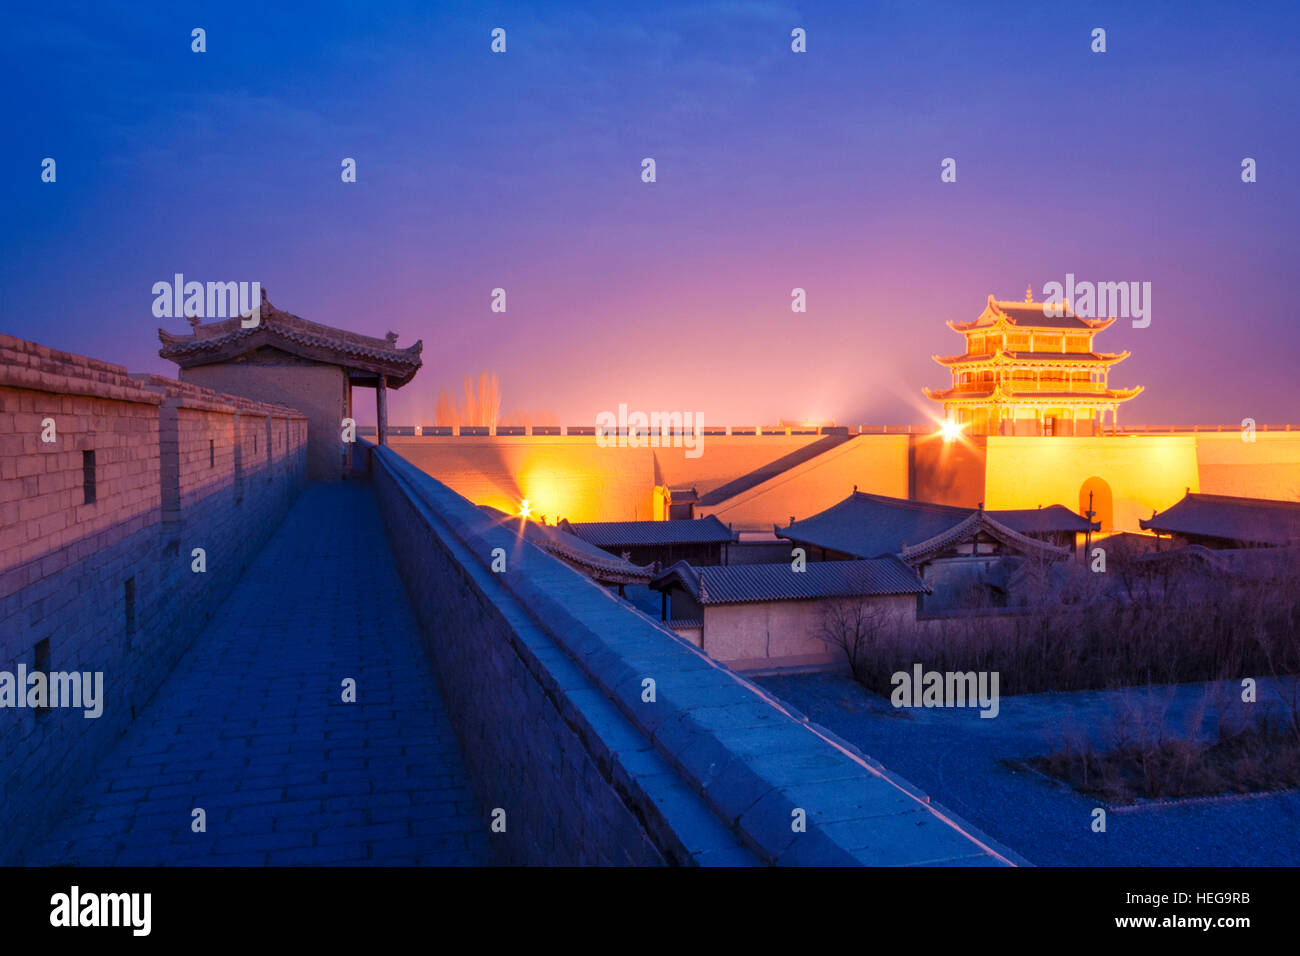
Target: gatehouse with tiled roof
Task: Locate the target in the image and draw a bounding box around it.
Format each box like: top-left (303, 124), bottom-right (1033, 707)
top-left (925, 289), bottom-right (1142, 436)
top-left (159, 289), bottom-right (421, 479)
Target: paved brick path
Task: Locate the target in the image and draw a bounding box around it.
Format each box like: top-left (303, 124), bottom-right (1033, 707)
top-left (26, 482), bottom-right (490, 866)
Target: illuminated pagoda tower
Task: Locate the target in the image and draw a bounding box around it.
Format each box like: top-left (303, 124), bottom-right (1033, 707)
top-left (924, 288), bottom-right (1142, 436)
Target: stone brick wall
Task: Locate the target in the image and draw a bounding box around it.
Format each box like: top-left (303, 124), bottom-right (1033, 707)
top-left (0, 341), bottom-right (162, 575)
top-left (0, 337), bottom-right (307, 863)
top-left (368, 443), bottom-right (1025, 866)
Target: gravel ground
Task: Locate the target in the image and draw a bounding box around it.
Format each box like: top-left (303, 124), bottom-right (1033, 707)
top-left (755, 672), bottom-right (1300, 866)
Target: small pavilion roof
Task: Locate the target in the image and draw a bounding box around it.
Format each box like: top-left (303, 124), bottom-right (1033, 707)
top-left (158, 289), bottom-right (422, 387)
top-left (666, 485), bottom-right (700, 504)
top-left (1138, 493), bottom-right (1300, 547)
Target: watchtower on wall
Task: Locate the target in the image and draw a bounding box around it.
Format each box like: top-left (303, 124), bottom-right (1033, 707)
top-left (159, 290), bottom-right (421, 479)
top-left (924, 288), bottom-right (1142, 436)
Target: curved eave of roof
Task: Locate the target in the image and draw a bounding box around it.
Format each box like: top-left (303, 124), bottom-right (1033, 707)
top-left (158, 312), bottom-right (423, 387)
top-left (1137, 500), bottom-right (1300, 547)
top-left (924, 385), bottom-right (1004, 402)
top-left (479, 508), bottom-right (654, 582)
top-left (551, 551), bottom-right (654, 584)
top-left (925, 386), bottom-right (1142, 403)
top-left (933, 350), bottom-right (1130, 366)
top-left (649, 559), bottom-right (702, 593)
top-left (543, 534), bottom-right (654, 581)
top-left (999, 385), bottom-right (1144, 401)
top-left (948, 299), bottom-right (1116, 334)
top-left (900, 511), bottom-right (1068, 564)
top-left (1136, 517), bottom-right (1288, 548)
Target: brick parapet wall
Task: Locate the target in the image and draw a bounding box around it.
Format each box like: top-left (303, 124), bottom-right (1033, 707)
top-left (0, 335), bottom-right (164, 407)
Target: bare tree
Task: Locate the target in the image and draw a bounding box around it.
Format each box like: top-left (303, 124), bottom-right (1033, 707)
top-left (818, 598), bottom-right (891, 685)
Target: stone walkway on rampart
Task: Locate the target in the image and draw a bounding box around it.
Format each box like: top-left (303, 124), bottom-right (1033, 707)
top-left (26, 483), bottom-right (490, 866)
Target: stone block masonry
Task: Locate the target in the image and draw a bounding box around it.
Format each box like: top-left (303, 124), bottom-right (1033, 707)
top-left (0, 335), bottom-right (307, 863)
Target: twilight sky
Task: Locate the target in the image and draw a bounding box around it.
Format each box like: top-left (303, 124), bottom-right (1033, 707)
top-left (3, 0), bottom-right (1298, 427)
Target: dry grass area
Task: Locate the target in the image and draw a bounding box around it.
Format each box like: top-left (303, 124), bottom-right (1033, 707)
top-left (820, 545), bottom-right (1300, 698)
top-left (1026, 708), bottom-right (1300, 803)
top-left (817, 546), bottom-right (1300, 800)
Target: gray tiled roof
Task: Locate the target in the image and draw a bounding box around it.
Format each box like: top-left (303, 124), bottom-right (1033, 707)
top-left (991, 506), bottom-right (1099, 535)
top-left (898, 510), bottom-right (1068, 563)
top-left (559, 514), bottom-right (737, 547)
top-left (157, 291), bottom-right (422, 386)
top-left (995, 304), bottom-right (1099, 329)
top-left (478, 507), bottom-right (653, 582)
top-left (650, 556), bottom-right (926, 605)
top-left (1139, 493), bottom-right (1300, 546)
top-left (778, 492), bottom-right (1094, 558)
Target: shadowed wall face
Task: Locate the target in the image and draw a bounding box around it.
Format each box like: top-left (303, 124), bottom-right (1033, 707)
top-left (910, 435), bottom-right (988, 508)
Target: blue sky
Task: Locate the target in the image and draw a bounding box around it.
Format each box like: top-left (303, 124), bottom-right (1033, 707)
top-left (3, 0), bottom-right (1298, 425)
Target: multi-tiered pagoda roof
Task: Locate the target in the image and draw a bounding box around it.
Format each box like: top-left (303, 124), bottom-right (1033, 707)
top-left (924, 289), bottom-right (1142, 436)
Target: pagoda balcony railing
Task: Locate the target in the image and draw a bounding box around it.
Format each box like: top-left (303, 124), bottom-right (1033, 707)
top-left (1005, 381), bottom-right (1109, 394)
top-left (948, 380), bottom-right (1110, 394)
